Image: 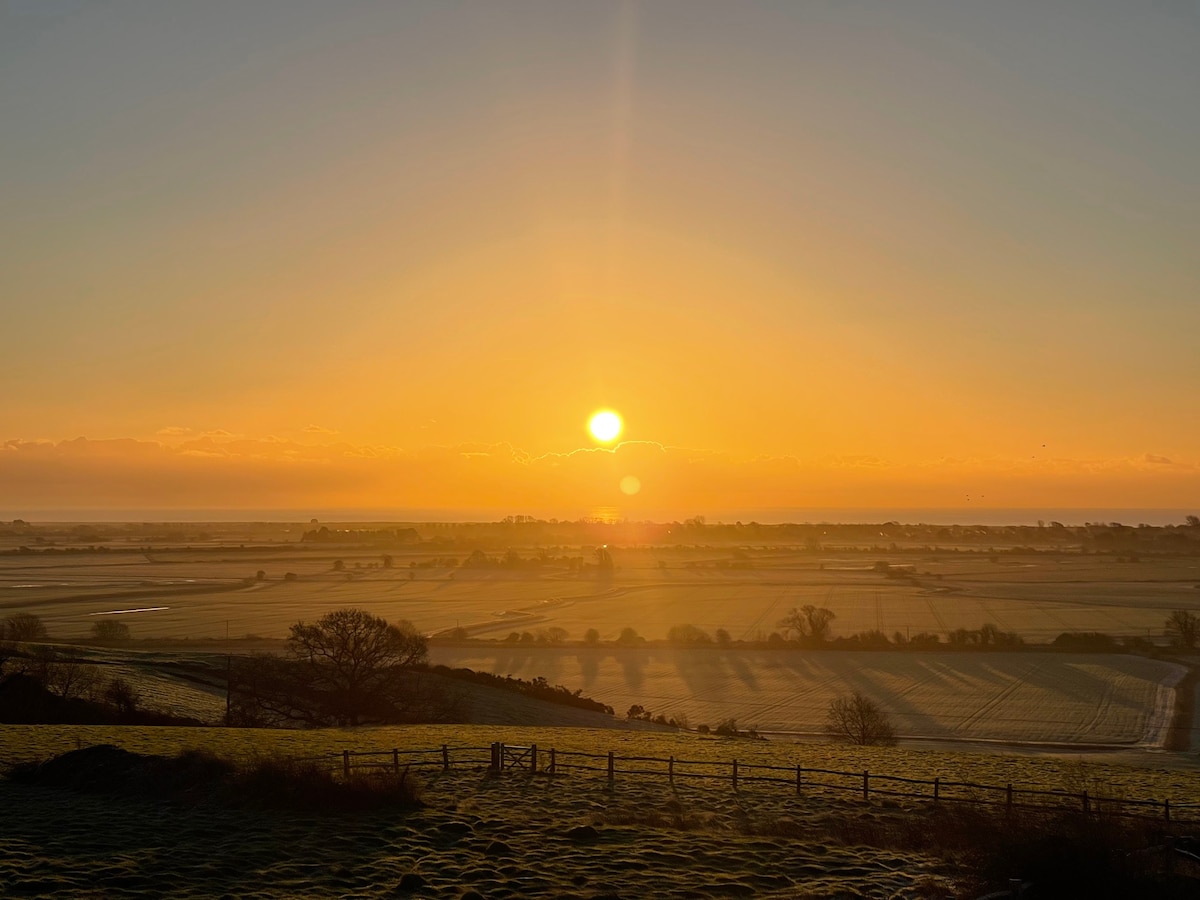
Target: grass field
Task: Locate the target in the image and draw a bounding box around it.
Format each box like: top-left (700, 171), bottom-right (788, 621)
top-left (4, 724), bottom-right (1199, 803)
top-left (3, 545), bottom-right (1199, 644)
top-left (0, 758), bottom-right (961, 898)
top-left (429, 647), bottom-right (1185, 748)
top-left (4, 534), bottom-right (1199, 754)
top-left (4, 724), bottom-right (1200, 897)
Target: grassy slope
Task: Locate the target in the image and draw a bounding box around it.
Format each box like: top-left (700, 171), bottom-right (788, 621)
top-left (4, 724), bottom-right (1200, 805)
top-left (1, 760), bottom-right (966, 899)
top-left (5, 726), bottom-right (1200, 898)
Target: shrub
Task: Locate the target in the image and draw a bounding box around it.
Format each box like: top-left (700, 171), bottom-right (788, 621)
top-left (1052, 632), bottom-right (1118, 652)
top-left (103, 677), bottom-right (141, 714)
top-left (233, 752), bottom-right (423, 812)
top-left (91, 620), bottom-right (131, 643)
top-left (8, 746), bottom-right (423, 813)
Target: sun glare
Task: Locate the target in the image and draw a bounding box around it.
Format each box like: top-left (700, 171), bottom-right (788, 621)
top-left (588, 410), bottom-right (623, 443)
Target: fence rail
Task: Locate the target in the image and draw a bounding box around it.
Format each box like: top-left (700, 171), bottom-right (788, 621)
top-left (306, 741), bottom-right (1200, 824)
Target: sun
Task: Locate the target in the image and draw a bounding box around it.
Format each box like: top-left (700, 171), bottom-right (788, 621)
top-left (588, 410), bottom-right (623, 443)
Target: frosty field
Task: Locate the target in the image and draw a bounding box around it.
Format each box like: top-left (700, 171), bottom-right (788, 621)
top-left (430, 647), bottom-right (1184, 748)
top-left (3, 548), bottom-right (1197, 645)
top-left (2, 530), bottom-right (1198, 751)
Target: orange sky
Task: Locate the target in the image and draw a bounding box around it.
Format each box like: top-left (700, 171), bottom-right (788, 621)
top-left (3, 3), bottom-right (1198, 517)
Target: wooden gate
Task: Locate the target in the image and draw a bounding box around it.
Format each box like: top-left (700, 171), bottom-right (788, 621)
top-left (490, 742), bottom-right (538, 772)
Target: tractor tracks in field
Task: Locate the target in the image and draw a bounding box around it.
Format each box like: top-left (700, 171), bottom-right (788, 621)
top-left (1067, 670), bottom-right (1119, 744)
top-left (955, 659), bottom-right (1044, 737)
top-left (923, 593), bottom-right (951, 637)
top-left (737, 588), bottom-right (790, 642)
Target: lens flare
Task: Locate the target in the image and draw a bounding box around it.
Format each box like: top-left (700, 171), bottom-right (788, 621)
top-left (620, 475), bottom-right (641, 495)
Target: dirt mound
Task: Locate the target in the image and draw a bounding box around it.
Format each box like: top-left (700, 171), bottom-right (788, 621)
top-left (8, 744), bottom-right (424, 813)
top-left (9, 744), bottom-right (235, 803)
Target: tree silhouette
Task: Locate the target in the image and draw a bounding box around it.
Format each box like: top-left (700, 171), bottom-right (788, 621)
top-left (824, 691), bottom-right (896, 746)
top-left (1165, 610), bottom-right (1199, 649)
top-left (231, 608), bottom-right (430, 727)
top-left (667, 624), bottom-right (713, 645)
top-left (3, 613), bottom-right (48, 642)
top-left (777, 605), bottom-right (835, 644)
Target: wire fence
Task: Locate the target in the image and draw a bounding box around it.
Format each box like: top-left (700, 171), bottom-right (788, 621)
top-left (296, 741), bottom-right (1200, 824)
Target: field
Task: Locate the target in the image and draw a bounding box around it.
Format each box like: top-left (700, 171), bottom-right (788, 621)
top-left (429, 647), bottom-right (1184, 748)
top-left (4, 726), bottom-right (1200, 898)
top-left (2, 523), bottom-right (1199, 753)
top-left (4, 724), bottom-right (1200, 797)
top-left (3, 545), bottom-right (1198, 644)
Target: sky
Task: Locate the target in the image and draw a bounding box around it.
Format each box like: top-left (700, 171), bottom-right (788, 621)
top-left (2, 1), bottom-right (1199, 518)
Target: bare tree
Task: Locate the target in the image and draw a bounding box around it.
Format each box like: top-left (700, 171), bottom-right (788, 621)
top-left (21, 645), bottom-right (100, 700)
top-left (667, 624), bottom-right (713, 645)
top-left (1165, 610), bottom-right (1199, 650)
top-left (777, 605), bottom-right (836, 644)
top-left (4, 613), bottom-right (48, 643)
top-left (230, 608), bottom-right (433, 727)
top-left (824, 691), bottom-right (897, 746)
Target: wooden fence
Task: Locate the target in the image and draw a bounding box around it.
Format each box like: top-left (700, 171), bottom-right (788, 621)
top-left (295, 742), bottom-right (1200, 825)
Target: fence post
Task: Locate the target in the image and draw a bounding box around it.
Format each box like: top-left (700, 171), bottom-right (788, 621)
top-left (863, 770), bottom-right (869, 801)
top-left (933, 777), bottom-right (939, 803)
top-left (343, 749), bottom-right (351, 779)
top-left (549, 747), bottom-right (556, 775)
top-left (1006, 783), bottom-right (1013, 813)
top-left (796, 765), bottom-right (802, 795)
top-left (669, 756), bottom-right (674, 783)
top-left (490, 742), bottom-right (499, 772)
top-left (1164, 799), bottom-right (1171, 823)
top-left (607, 751), bottom-right (615, 786)
top-left (393, 749), bottom-right (399, 774)
top-left (1082, 790), bottom-right (1089, 814)
top-left (442, 744), bottom-right (450, 771)
top-left (733, 759), bottom-right (739, 791)
top-left (531, 743), bottom-right (538, 773)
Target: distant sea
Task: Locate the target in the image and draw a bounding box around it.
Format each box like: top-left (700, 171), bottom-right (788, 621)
top-left (5, 507), bottom-right (1196, 527)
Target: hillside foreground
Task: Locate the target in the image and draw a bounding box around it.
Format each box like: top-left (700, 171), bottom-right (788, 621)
top-left (4, 726), bottom-right (1200, 898)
